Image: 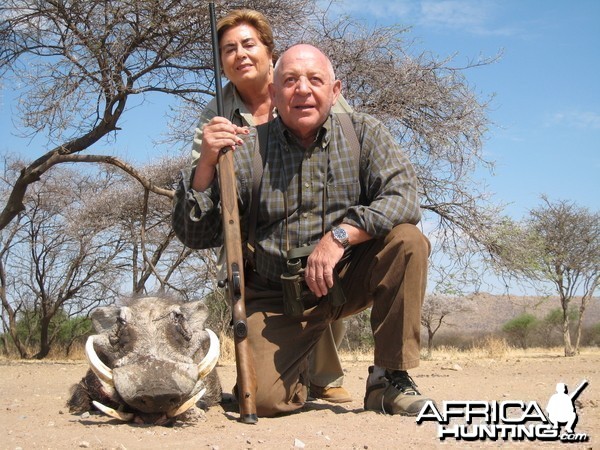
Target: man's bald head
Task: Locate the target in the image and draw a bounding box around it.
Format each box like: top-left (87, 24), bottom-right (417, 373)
top-left (269, 44), bottom-right (341, 146)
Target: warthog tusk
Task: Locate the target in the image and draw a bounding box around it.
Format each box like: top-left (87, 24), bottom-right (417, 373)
top-left (197, 329), bottom-right (220, 378)
top-left (92, 401), bottom-right (134, 422)
top-left (85, 336), bottom-right (114, 385)
top-left (166, 388), bottom-right (206, 418)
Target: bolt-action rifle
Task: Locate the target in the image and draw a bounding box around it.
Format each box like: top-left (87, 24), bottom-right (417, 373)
top-left (209, 2), bottom-right (258, 424)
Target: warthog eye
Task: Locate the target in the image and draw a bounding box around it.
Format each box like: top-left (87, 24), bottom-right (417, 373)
top-left (109, 315), bottom-right (132, 348)
top-left (171, 311), bottom-right (192, 342)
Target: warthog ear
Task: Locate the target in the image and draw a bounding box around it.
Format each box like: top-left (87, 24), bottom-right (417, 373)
top-left (91, 306), bottom-right (121, 333)
top-left (181, 301), bottom-right (209, 328)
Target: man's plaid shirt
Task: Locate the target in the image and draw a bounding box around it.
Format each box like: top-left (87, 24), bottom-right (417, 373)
top-left (172, 112), bottom-right (421, 283)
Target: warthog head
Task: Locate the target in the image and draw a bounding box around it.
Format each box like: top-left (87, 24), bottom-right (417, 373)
top-left (68, 296), bottom-right (221, 425)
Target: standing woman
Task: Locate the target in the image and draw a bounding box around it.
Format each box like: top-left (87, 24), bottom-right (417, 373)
top-left (190, 9), bottom-right (352, 403)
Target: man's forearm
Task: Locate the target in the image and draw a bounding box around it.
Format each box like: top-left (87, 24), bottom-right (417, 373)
top-left (337, 223), bottom-right (372, 247)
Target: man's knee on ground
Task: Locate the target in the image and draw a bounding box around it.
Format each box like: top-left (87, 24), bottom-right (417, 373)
top-left (255, 383), bottom-right (307, 417)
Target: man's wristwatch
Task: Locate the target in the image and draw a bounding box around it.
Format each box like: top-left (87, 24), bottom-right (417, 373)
top-left (331, 226), bottom-right (350, 249)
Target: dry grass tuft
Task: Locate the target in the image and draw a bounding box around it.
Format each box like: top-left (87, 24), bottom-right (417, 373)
top-left (480, 336), bottom-right (511, 359)
top-left (218, 333), bottom-right (236, 364)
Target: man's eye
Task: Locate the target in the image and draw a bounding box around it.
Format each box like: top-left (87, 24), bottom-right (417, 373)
top-left (310, 77), bottom-right (324, 86)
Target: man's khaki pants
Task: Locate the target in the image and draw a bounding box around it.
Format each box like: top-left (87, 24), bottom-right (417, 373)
top-left (244, 223), bottom-right (430, 417)
top-left (309, 319), bottom-right (346, 388)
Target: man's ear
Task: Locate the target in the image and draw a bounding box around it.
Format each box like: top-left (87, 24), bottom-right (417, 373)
top-left (268, 82), bottom-right (276, 103)
top-left (332, 79), bottom-right (342, 104)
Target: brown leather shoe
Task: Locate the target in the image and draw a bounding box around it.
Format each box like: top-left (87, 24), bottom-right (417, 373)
top-left (310, 385), bottom-right (353, 403)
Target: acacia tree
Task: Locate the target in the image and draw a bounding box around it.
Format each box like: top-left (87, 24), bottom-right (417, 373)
top-left (1, 164), bottom-right (126, 358)
top-left (502, 313), bottom-right (538, 349)
top-left (0, 200), bottom-right (29, 357)
top-left (421, 295), bottom-right (453, 356)
top-left (421, 294), bottom-right (472, 355)
top-left (78, 155), bottom-right (220, 298)
top-left (490, 197), bottom-right (600, 356)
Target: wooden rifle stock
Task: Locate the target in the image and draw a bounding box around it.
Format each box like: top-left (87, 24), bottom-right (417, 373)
top-left (209, 2), bottom-right (258, 424)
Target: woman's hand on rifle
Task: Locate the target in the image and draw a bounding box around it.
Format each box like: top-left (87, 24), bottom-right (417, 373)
top-left (193, 117), bottom-right (249, 191)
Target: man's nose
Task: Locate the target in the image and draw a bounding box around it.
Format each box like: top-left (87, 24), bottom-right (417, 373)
top-left (295, 77), bottom-right (310, 94)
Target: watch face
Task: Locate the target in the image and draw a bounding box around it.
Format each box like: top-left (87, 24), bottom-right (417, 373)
top-left (333, 227), bottom-right (348, 246)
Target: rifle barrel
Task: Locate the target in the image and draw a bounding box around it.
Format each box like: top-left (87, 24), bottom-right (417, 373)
top-left (209, 2), bottom-right (224, 116)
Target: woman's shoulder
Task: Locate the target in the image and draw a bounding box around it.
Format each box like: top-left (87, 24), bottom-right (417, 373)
top-left (202, 82), bottom-right (240, 119)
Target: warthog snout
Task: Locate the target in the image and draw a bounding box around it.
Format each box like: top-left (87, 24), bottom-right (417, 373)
top-left (136, 393), bottom-right (184, 412)
top-left (113, 361), bottom-right (197, 413)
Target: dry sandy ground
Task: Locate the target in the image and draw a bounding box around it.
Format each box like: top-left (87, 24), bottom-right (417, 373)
top-left (1, 350), bottom-right (598, 450)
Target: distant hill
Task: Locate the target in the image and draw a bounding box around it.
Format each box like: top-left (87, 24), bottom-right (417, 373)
top-left (435, 294), bottom-right (600, 334)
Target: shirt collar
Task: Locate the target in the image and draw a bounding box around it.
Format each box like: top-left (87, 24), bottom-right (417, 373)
top-left (275, 114), bottom-right (333, 151)
top-left (231, 85), bottom-right (255, 126)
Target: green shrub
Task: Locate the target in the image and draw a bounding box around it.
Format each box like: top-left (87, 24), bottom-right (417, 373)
top-left (4, 309), bottom-right (92, 357)
top-left (502, 313), bottom-right (539, 348)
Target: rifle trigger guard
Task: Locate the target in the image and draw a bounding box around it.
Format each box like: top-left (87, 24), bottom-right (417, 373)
top-left (232, 263), bottom-right (241, 296)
